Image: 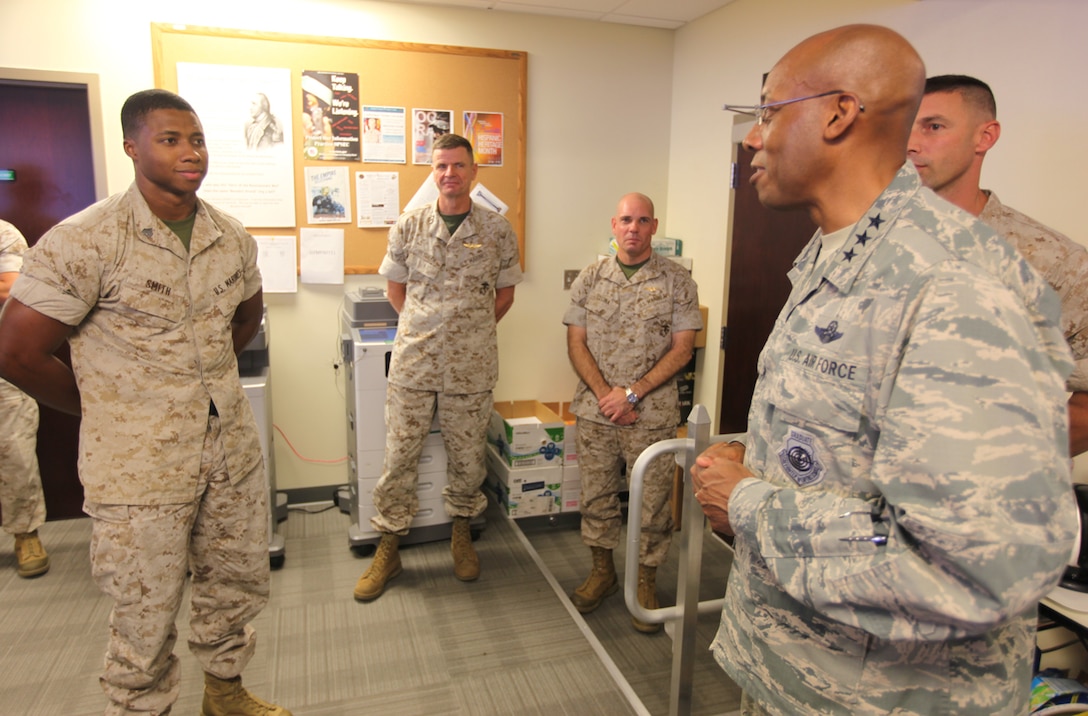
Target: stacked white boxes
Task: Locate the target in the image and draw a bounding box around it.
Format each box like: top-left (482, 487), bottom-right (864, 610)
top-left (544, 401), bottom-right (581, 513)
top-left (485, 444), bottom-right (562, 517)
top-left (486, 401), bottom-right (565, 517)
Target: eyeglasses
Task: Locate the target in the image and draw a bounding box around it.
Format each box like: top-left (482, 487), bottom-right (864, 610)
top-left (722, 90), bottom-right (864, 125)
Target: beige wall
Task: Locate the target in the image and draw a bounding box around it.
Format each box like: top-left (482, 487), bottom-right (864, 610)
top-left (2, 0), bottom-right (1086, 494)
top-left (0, 0), bottom-right (676, 492)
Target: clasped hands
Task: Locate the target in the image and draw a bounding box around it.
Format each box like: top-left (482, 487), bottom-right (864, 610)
top-left (691, 440), bottom-right (752, 536)
top-left (598, 386), bottom-right (638, 426)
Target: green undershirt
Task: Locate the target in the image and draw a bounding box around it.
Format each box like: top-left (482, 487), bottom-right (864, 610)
top-left (162, 212), bottom-right (197, 252)
top-left (617, 256), bottom-right (649, 280)
top-left (439, 210), bottom-right (470, 237)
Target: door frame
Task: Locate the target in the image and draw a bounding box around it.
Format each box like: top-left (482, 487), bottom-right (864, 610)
top-left (0, 68), bottom-right (108, 520)
top-left (718, 116), bottom-right (817, 433)
top-left (0, 66), bottom-right (109, 201)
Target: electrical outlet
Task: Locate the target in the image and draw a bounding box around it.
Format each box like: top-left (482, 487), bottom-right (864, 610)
top-left (563, 269), bottom-right (580, 290)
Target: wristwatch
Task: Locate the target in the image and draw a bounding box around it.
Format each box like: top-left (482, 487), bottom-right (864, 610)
top-left (625, 387), bottom-right (639, 405)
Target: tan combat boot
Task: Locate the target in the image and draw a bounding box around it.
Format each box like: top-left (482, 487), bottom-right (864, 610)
top-left (201, 673), bottom-right (291, 716)
top-left (14, 531), bottom-right (49, 578)
top-left (353, 533), bottom-right (402, 601)
top-left (632, 564), bottom-right (662, 634)
top-left (571, 546), bottom-right (617, 613)
top-left (451, 517), bottom-right (480, 581)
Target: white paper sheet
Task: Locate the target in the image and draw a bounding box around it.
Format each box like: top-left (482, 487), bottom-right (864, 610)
top-left (300, 227), bottom-right (344, 285)
top-left (255, 235), bottom-right (298, 293)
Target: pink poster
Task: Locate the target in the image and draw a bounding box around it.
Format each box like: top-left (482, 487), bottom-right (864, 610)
top-left (463, 111), bottom-right (503, 167)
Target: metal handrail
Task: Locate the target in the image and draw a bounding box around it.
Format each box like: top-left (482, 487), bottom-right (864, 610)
top-left (624, 403), bottom-right (743, 716)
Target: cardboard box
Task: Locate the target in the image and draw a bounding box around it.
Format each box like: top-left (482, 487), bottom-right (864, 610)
top-left (543, 401), bottom-right (578, 465)
top-left (486, 445), bottom-right (562, 517)
top-left (652, 237), bottom-right (683, 257)
top-left (491, 479), bottom-right (562, 517)
top-left (561, 463), bottom-right (582, 513)
top-left (488, 400), bottom-right (565, 468)
top-left (694, 305), bottom-right (709, 348)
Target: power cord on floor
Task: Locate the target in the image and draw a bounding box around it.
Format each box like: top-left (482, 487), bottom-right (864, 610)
top-left (273, 423), bottom-right (347, 464)
top-left (287, 503), bottom-right (340, 515)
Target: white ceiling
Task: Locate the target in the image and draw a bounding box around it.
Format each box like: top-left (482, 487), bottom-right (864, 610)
top-left (375, 0), bottom-right (739, 29)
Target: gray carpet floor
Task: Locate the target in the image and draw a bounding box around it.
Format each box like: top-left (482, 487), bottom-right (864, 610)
top-left (516, 511), bottom-right (741, 716)
top-left (0, 497), bottom-right (739, 715)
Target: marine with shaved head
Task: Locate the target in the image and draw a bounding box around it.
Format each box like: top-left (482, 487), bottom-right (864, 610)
top-left (699, 25), bottom-right (1075, 715)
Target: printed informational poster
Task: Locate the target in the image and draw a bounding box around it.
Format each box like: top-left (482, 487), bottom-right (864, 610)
top-left (176, 63), bottom-right (295, 227)
top-left (411, 108), bottom-right (452, 165)
top-left (362, 106), bottom-right (406, 163)
top-left (255, 235), bottom-right (298, 294)
top-left (404, 175), bottom-right (439, 213)
top-left (301, 71), bottom-right (361, 162)
top-left (304, 165), bottom-right (351, 224)
top-left (355, 172), bottom-right (400, 227)
top-left (470, 184), bottom-right (508, 216)
top-left (463, 111), bottom-right (504, 166)
top-left (300, 227), bottom-right (344, 284)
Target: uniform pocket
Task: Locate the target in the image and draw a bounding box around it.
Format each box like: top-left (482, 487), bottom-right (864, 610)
top-left (407, 252), bottom-right (441, 283)
top-left (767, 348), bottom-right (867, 434)
top-left (116, 279), bottom-right (187, 328)
top-left (86, 503), bottom-right (143, 607)
top-left (760, 350), bottom-right (869, 490)
top-left (585, 291), bottom-right (619, 322)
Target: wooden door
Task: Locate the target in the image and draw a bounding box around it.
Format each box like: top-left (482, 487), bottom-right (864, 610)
top-left (0, 81), bottom-right (97, 520)
top-left (718, 145), bottom-right (816, 433)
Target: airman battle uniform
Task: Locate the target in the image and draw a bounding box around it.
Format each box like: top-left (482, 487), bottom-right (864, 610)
top-left (12, 184), bottom-right (268, 714)
top-left (715, 165), bottom-right (1075, 715)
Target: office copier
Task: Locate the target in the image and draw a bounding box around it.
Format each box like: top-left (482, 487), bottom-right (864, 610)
top-left (340, 287), bottom-right (478, 555)
top-left (238, 308), bottom-right (287, 568)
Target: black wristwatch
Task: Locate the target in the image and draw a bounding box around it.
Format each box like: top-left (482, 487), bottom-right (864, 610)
top-left (625, 387), bottom-right (639, 405)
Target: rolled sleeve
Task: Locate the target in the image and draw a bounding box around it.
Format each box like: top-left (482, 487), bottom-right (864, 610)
top-left (12, 224), bottom-right (100, 326)
top-left (9, 275), bottom-right (91, 326)
top-left (241, 233), bottom-right (262, 301)
top-left (496, 224), bottom-right (523, 289)
top-left (379, 220), bottom-right (410, 282)
top-left (378, 252), bottom-right (409, 283)
top-left (562, 264), bottom-right (593, 327)
top-left (671, 275), bottom-right (702, 334)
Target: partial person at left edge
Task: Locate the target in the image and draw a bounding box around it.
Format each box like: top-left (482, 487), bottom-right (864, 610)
top-left (0, 218), bottom-right (49, 578)
top-left (0, 89), bottom-right (291, 716)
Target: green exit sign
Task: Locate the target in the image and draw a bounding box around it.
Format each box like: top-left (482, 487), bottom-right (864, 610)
top-left (0, 169), bottom-right (14, 182)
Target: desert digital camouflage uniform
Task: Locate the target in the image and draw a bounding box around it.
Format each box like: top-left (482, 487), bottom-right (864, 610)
top-left (980, 191), bottom-right (1088, 389)
top-left (714, 164), bottom-right (1076, 716)
top-left (563, 253), bottom-right (700, 566)
top-left (12, 184), bottom-right (269, 714)
top-left (374, 200), bottom-right (522, 534)
top-left (0, 219), bottom-right (45, 535)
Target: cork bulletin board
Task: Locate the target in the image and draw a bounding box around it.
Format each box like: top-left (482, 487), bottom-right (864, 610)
top-left (151, 23), bottom-right (527, 273)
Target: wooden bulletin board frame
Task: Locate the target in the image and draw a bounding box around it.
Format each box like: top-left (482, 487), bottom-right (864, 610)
top-left (151, 23), bottom-right (527, 273)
